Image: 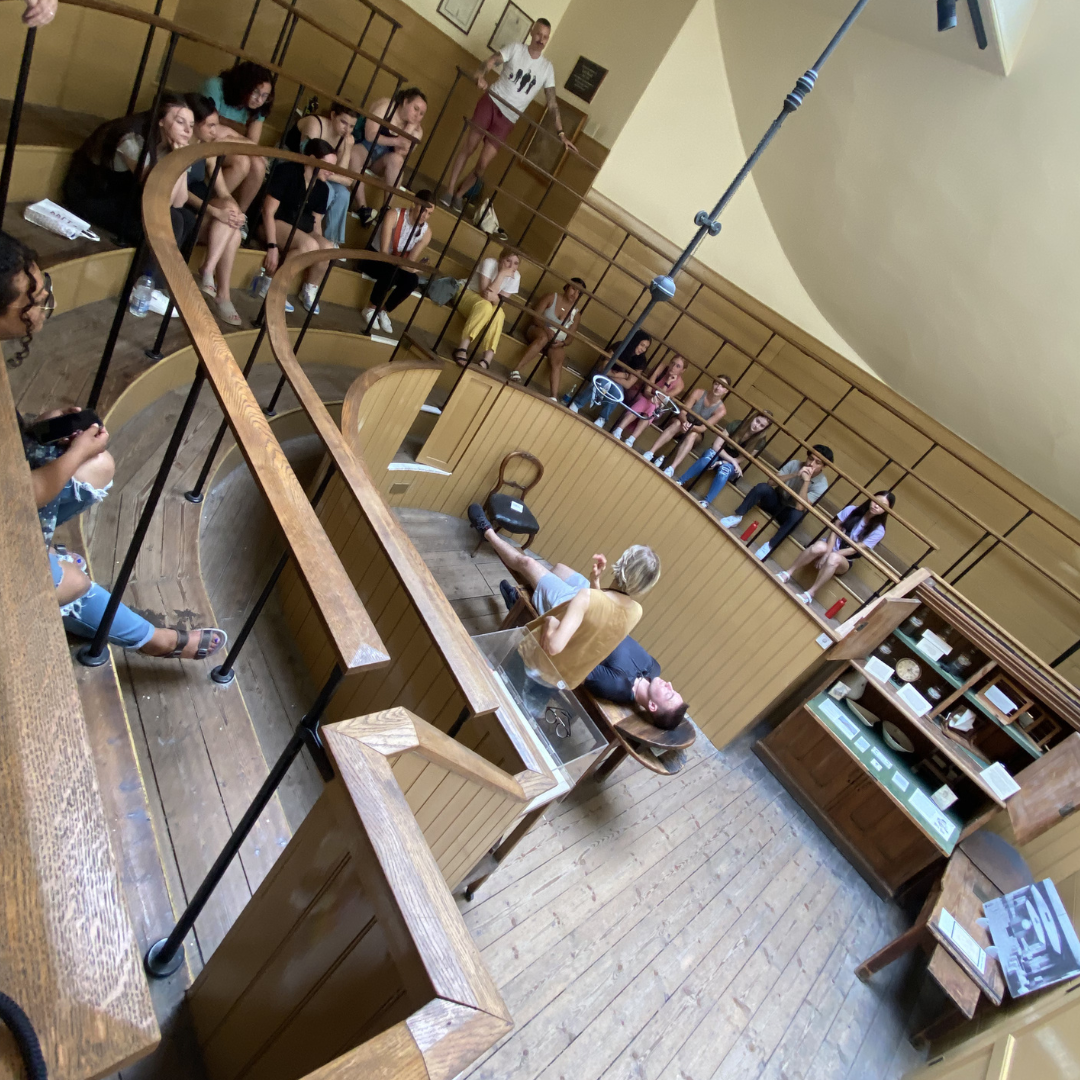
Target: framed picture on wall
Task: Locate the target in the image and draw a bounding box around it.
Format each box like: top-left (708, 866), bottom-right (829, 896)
top-left (488, 1), bottom-right (532, 53)
top-left (437, 0), bottom-right (486, 36)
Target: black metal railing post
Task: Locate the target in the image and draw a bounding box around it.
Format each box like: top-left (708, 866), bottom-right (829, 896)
top-left (360, 22), bottom-right (398, 107)
top-left (85, 30), bottom-right (180, 411)
top-left (126, 0), bottom-right (166, 115)
top-left (407, 67), bottom-right (462, 190)
top-left (238, 0), bottom-right (262, 51)
top-left (337, 10), bottom-right (374, 95)
top-left (209, 465), bottom-right (337, 684)
top-left (77, 365), bottom-right (207, 666)
top-left (144, 663), bottom-right (344, 978)
top-left (0, 27), bottom-right (37, 222)
top-left (144, 156), bottom-right (225, 361)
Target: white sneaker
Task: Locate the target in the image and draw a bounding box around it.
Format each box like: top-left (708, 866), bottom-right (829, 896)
top-left (720, 515), bottom-right (743, 529)
top-left (148, 289), bottom-right (180, 317)
top-left (569, 403), bottom-right (580, 413)
top-left (362, 306), bottom-right (377, 329)
top-left (283, 297), bottom-right (294, 313)
top-left (663, 466), bottom-right (675, 478)
top-left (378, 309), bottom-right (394, 334)
top-left (642, 450), bottom-right (654, 463)
top-left (625, 435), bottom-right (635, 448)
top-left (700, 500), bottom-right (710, 509)
top-left (594, 416), bottom-right (605, 427)
top-left (300, 283), bottom-right (320, 314)
top-left (754, 542), bottom-right (772, 560)
top-left (612, 427), bottom-right (623, 440)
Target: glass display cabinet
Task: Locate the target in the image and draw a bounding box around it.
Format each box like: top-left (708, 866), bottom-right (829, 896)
top-left (756, 571), bottom-right (1080, 900)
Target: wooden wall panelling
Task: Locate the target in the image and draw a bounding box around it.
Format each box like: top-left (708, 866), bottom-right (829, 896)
top-left (832, 388), bottom-right (935, 470)
top-left (915, 446), bottom-right (1028, 536)
top-left (416, 368), bottom-right (500, 472)
top-left (756, 336), bottom-right (851, 413)
top-left (681, 276), bottom-right (774, 358)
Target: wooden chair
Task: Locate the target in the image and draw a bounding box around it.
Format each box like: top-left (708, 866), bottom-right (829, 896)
top-left (474, 451), bottom-right (544, 554)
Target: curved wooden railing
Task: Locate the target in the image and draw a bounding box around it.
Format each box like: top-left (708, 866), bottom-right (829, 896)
top-left (0, 362), bottom-right (159, 1077)
top-left (187, 708), bottom-right (514, 1080)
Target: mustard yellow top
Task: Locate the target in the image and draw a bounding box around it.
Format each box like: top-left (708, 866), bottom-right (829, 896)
top-left (526, 590), bottom-right (642, 689)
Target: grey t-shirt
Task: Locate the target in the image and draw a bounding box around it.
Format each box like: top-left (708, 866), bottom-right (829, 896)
top-left (778, 459), bottom-right (829, 506)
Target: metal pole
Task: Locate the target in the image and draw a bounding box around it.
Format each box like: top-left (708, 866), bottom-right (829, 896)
top-left (238, 0), bottom-right (262, 51)
top-left (144, 663), bottom-right (345, 977)
top-left (1052, 638), bottom-right (1080, 670)
top-left (77, 366), bottom-right (207, 666)
top-left (269, 6), bottom-right (293, 67)
top-left (86, 31), bottom-right (180, 410)
top-left (209, 465), bottom-right (337, 684)
top-left (275, 12), bottom-right (300, 71)
top-left (360, 22), bottom-right (398, 108)
top-left (0, 28), bottom-right (37, 221)
top-left (336, 10), bottom-right (374, 95)
top-left (407, 67), bottom-right (462, 190)
top-left (602, 0), bottom-right (872, 376)
top-left (145, 156), bottom-right (225, 361)
top-left (126, 0), bottom-right (166, 116)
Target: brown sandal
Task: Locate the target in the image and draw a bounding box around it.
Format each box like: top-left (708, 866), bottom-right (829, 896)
top-left (166, 627), bottom-right (228, 660)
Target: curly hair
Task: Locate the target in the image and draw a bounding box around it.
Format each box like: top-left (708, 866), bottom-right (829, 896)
top-left (0, 230), bottom-right (39, 367)
top-left (218, 61), bottom-right (275, 119)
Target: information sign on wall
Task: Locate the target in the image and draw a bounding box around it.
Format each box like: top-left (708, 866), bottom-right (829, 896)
top-left (564, 55), bottom-right (607, 104)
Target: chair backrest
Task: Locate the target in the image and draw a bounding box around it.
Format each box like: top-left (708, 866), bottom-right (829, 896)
top-left (489, 451), bottom-right (544, 501)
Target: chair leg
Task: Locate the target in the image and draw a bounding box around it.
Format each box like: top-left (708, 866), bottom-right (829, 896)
top-left (524, 532), bottom-right (536, 553)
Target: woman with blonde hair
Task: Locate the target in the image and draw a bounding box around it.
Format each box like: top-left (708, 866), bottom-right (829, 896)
top-left (454, 245), bottom-right (520, 369)
top-left (468, 503), bottom-right (659, 689)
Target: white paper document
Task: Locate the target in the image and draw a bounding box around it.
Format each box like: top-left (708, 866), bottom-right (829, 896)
top-left (916, 629), bottom-right (952, 661)
top-left (864, 655), bottom-right (894, 683)
top-left (938, 908), bottom-right (987, 974)
top-left (820, 699), bottom-right (860, 740)
top-left (909, 788), bottom-right (955, 841)
top-left (985, 684), bottom-right (1020, 716)
top-left (854, 736), bottom-right (870, 753)
top-left (897, 683), bottom-right (933, 717)
top-left (510, 500), bottom-right (524, 512)
top-left (980, 761), bottom-right (1021, 800)
top-left (892, 771), bottom-right (910, 792)
top-left (871, 748), bottom-right (894, 771)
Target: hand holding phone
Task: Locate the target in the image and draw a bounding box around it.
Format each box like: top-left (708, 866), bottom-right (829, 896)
top-left (30, 409), bottom-right (101, 444)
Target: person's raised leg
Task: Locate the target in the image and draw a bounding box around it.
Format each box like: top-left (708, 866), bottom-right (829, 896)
top-left (677, 448), bottom-right (715, 488)
top-left (803, 552), bottom-right (847, 602)
top-left (781, 539), bottom-right (829, 580)
top-left (373, 150), bottom-right (407, 205)
top-left (469, 505), bottom-right (547, 590)
top-left (236, 154), bottom-right (266, 213)
top-left (669, 431), bottom-right (701, 471)
top-left (703, 461), bottom-right (735, 505)
top-left (221, 152), bottom-right (251, 200)
top-left (643, 419), bottom-right (679, 461)
top-left (517, 323), bottom-right (551, 374)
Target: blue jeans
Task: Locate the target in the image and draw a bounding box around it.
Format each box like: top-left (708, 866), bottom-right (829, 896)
top-left (570, 379), bottom-right (622, 424)
top-left (50, 551), bottom-right (156, 649)
top-left (323, 181), bottom-right (349, 244)
top-left (678, 450), bottom-right (738, 504)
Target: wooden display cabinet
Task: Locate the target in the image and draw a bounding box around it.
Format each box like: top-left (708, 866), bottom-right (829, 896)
top-left (756, 571), bottom-right (1080, 900)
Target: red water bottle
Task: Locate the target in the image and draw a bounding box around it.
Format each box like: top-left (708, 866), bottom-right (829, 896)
top-left (740, 521), bottom-right (759, 542)
top-left (824, 597), bottom-right (846, 620)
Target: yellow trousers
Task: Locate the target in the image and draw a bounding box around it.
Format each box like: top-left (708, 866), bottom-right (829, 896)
top-left (458, 290), bottom-right (505, 354)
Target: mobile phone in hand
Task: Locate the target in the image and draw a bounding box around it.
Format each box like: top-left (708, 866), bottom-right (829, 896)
top-left (30, 409), bottom-right (101, 444)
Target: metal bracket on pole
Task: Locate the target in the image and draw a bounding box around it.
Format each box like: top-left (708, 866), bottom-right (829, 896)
top-left (694, 212), bottom-right (722, 237)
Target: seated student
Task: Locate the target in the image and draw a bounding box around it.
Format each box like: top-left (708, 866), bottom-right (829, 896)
top-left (186, 94), bottom-right (245, 326)
top-left (677, 409), bottom-right (773, 508)
top-left (357, 190), bottom-right (435, 335)
top-left (567, 329), bottom-right (652, 424)
top-left (260, 138), bottom-right (338, 315)
top-left (64, 93), bottom-right (197, 306)
top-left (0, 232), bottom-right (226, 661)
top-left (453, 245), bottom-right (520, 369)
top-left (350, 88), bottom-right (427, 224)
top-left (611, 354), bottom-right (687, 446)
top-left (467, 502), bottom-right (659, 689)
top-left (287, 100), bottom-right (358, 246)
top-left (584, 636), bottom-right (688, 731)
top-left (776, 491), bottom-right (895, 604)
top-left (511, 278), bottom-right (586, 399)
top-left (720, 443), bottom-right (835, 561)
top-left (641, 376), bottom-right (730, 476)
top-left (199, 61), bottom-right (274, 212)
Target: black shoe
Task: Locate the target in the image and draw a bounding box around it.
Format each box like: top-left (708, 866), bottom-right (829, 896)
top-left (358, 207), bottom-right (375, 227)
top-left (499, 579), bottom-right (519, 610)
top-left (467, 502), bottom-right (492, 535)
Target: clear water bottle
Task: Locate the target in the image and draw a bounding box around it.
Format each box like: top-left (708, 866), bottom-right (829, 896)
top-left (129, 274), bottom-right (154, 318)
top-left (249, 269), bottom-right (271, 299)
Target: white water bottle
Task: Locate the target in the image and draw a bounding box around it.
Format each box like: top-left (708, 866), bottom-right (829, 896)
top-left (129, 274), bottom-right (154, 318)
top-left (249, 268), bottom-right (271, 298)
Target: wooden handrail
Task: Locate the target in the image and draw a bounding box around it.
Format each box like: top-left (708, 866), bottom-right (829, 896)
top-left (49, 0), bottom-right (421, 144)
top-left (265, 0), bottom-right (407, 85)
top-left (0, 363), bottom-right (159, 1077)
top-left (143, 143), bottom-right (391, 674)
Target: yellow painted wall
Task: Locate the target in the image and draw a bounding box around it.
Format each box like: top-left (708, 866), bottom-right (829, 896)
top-left (714, 0), bottom-right (1080, 521)
top-left (592, 0), bottom-right (871, 373)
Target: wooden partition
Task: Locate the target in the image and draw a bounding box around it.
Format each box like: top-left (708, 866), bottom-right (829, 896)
top-left (187, 709), bottom-right (513, 1080)
top-left (0, 363), bottom-right (159, 1079)
top-left (353, 364), bottom-right (828, 749)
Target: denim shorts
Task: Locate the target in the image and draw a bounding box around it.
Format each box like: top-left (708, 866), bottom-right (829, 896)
top-left (357, 139), bottom-right (393, 167)
top-left (532, 570), bottom-right (590, 614)
top-left (49, 551), bottom-right (156, 649)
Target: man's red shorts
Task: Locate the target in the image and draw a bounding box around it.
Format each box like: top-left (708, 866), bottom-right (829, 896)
top-left (472, 92), bottom-right (514, 146)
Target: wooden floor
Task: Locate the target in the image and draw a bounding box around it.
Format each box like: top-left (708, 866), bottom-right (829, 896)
top-left (9, 290), bottom-right (930, 1079)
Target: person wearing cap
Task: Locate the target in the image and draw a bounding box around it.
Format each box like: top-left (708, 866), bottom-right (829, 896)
top-left (719, 444), bottom-right (834, 561)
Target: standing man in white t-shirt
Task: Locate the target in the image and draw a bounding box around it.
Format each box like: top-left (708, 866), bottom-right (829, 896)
top-left (440, 18), bottom-right (578, 213)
